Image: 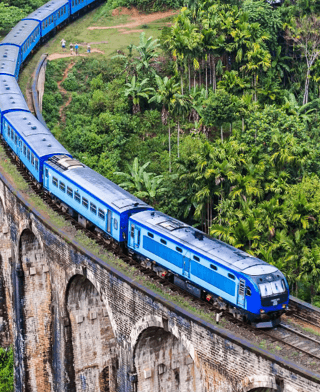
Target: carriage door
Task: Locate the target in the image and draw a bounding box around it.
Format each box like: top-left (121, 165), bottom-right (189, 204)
top-left (237, 279), bottom-right (246, 307)
top-left (18, 139), bottom-right (22, 159)
top-left (183, 253), bottom-right (191, 278)
top-left (107, 209), bottom-right (112, 235)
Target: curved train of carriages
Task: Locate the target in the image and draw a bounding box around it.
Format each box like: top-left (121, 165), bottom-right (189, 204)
top-left (0, 0), bottom-right (289, 328)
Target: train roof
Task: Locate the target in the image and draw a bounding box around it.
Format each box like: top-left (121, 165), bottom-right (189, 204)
top-left (46, 156), bottom-right (152, 213)
top-left (131, 210), bottom-right (278, 276)
top-left (0, 20), bottom-right (39, 47)
top-left (24, 0), bottom-right (69, 22)
top-left (4, 111), bottom-right (70, 158)
top-left (0, 46), bottom-right (19, 76)
top-left (0, 75), bottom-right (30, 113)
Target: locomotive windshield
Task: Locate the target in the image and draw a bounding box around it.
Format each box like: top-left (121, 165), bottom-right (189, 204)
top-left (259, 280), bottom-right (286, 297)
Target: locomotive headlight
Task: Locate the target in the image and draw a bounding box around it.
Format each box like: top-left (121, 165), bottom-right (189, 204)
top-left (260, 309), bottom-right (265, 314)
top-left (282, 304), bottom-right (286, 309)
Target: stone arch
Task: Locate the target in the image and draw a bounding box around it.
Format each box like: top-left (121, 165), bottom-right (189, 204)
top-left (66, 274), bottom-right (118, 392)
top-left (240, 375), bottom-right (278, 392)
top-left (18, 228), bottom-right (52, 391)
top-left (131, 316), bottom-right (203, 392)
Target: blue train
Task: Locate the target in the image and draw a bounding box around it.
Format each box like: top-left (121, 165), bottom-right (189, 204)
top-left (0, 0), bottom-right (290, 328)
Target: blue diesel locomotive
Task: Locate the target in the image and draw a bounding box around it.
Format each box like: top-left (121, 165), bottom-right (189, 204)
top-left (0, 0), bottom-right (290, 328)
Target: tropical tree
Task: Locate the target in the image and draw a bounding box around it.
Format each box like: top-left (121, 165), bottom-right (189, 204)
top-left (286, 16), bottom-right (320, 105)
top-left (133, 32), bottom-right (160, 76)
top-left (124, 76), bottom-right (152, 114)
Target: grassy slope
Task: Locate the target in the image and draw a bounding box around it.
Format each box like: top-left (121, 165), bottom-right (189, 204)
top-left (18, 4), bottom-right (175, 97)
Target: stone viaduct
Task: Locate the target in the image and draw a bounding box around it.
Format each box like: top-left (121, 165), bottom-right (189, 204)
top-left (0, 156), bottom-right (320, 392)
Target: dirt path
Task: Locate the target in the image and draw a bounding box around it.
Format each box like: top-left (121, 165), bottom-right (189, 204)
top-left (48, 48), bottom-right (104, 61)
top-left (88, 9), bottom-right (178, 30)
top-left (57, 62), bottom-right (76, 123)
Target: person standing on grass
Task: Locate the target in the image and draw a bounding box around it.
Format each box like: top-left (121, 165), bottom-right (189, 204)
top-left (87, 43), bottom-right (91, 53)
top-left (75, 43), bottom-right (79, 55)
top-left (70, 42), bottom-right (73, 55)
top-left (60, 38), bottom-right (66, 51)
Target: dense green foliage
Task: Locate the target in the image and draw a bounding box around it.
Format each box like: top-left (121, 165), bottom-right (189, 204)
top-left (0, 348), bottom-right (14, 392)
top-left (43, 0), bottom-right (320, 306)
top-left (0, 0), bottom-right (48, 33)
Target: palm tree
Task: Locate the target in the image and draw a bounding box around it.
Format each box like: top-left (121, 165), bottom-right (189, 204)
top-left (124, 76), bottom-right (152, 114)
top-left (149, 75), bottom-right (180, 172)
top-left (241, 42), bottom-right (271, 102)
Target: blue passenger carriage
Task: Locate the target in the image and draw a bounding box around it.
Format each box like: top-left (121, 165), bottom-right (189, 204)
top-left (43, 156), bottom-right (153, 242)
top-left (0, 20), bottom-right (40, 63)
top-left (2, 111), bottom-right (70, 182)
top-left (23, 0), bottom-right (70, 39)
top-left (0, 46), bottom-right (21, 79)
top-left (70, 0), bottom-right (87, 16)
top-left (0, 75), bottom-right (30, 130)
top-left (128, 210), bottom-right (289, 327)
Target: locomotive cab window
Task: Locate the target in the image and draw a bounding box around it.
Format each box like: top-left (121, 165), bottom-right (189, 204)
top-left (114, 219), bottom-right (118, 230)
top-left (52, 177), bottom-right (58, 187)
top-left (45, 168), bottom-right (48, 178)
top-left (131, 225), bottom-right (135, 238)
top-left (246, 288), bottom-right (251, 296)
top-left (82, 198), bottom-right (88, 209)
top-left (74, 192), bottom-right (81, 203)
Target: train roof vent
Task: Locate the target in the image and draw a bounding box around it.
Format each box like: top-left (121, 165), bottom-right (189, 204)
top-left (49, 155), bottom-right (84, 171)
top-left (158, 219), bottom-right (188, 231)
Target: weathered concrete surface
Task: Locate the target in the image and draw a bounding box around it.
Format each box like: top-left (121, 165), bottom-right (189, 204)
top-left (0, 169), bottom-right (320, 392)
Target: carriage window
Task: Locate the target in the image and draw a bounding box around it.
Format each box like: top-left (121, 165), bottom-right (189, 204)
top-left (228, 273), bottom-right (235, 280)
top-left (131, 225), bottom-right (134, 238)
top-left (59, 182), bottom-right (65, 192)
top-left (27, 149), bottom-right (31, 161)
top-left (23, 144), bottom-right (26, 156)
top-left (246, 288), bottom-right (251, 296)
top-left (31, 153), bottom-right (34, 166)
top-left (82, 197), bottom-right (88, 209)
top-left (176, 246), bottom-right (182, 253)
top-left (160, 239), bottom-right (166, 245)
top-left (35, 159), bottom-right (39, 171)
top-left (14, 134), bottom-right (17, 144)
top-left (67, 187), bottom-right (73, 197)
top-left (193, 255), bottom-right (200, 262)
top-left (90, 203), bottom-right (97, 214)
top-left (52, 177), bottom-right (58, 187)
top-left (98, 209), bottom-right (105, 220)
top-left (74, 192), bottom-right (80, 203)
top-left (148, 232), bottom-right (154, 238)
top-left (114, 219), bottom-right (118, 230)
top-left (210, 264), bottom-right (217, 271)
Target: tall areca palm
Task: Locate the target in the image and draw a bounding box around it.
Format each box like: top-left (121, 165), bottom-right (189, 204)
top-left (241, 42), bottom-right (271, 101)
top-left (149, 75), bottom-right (180, 172)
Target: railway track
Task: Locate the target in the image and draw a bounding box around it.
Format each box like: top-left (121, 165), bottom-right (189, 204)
top-left (2, 138), bottom-right (320, 371)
